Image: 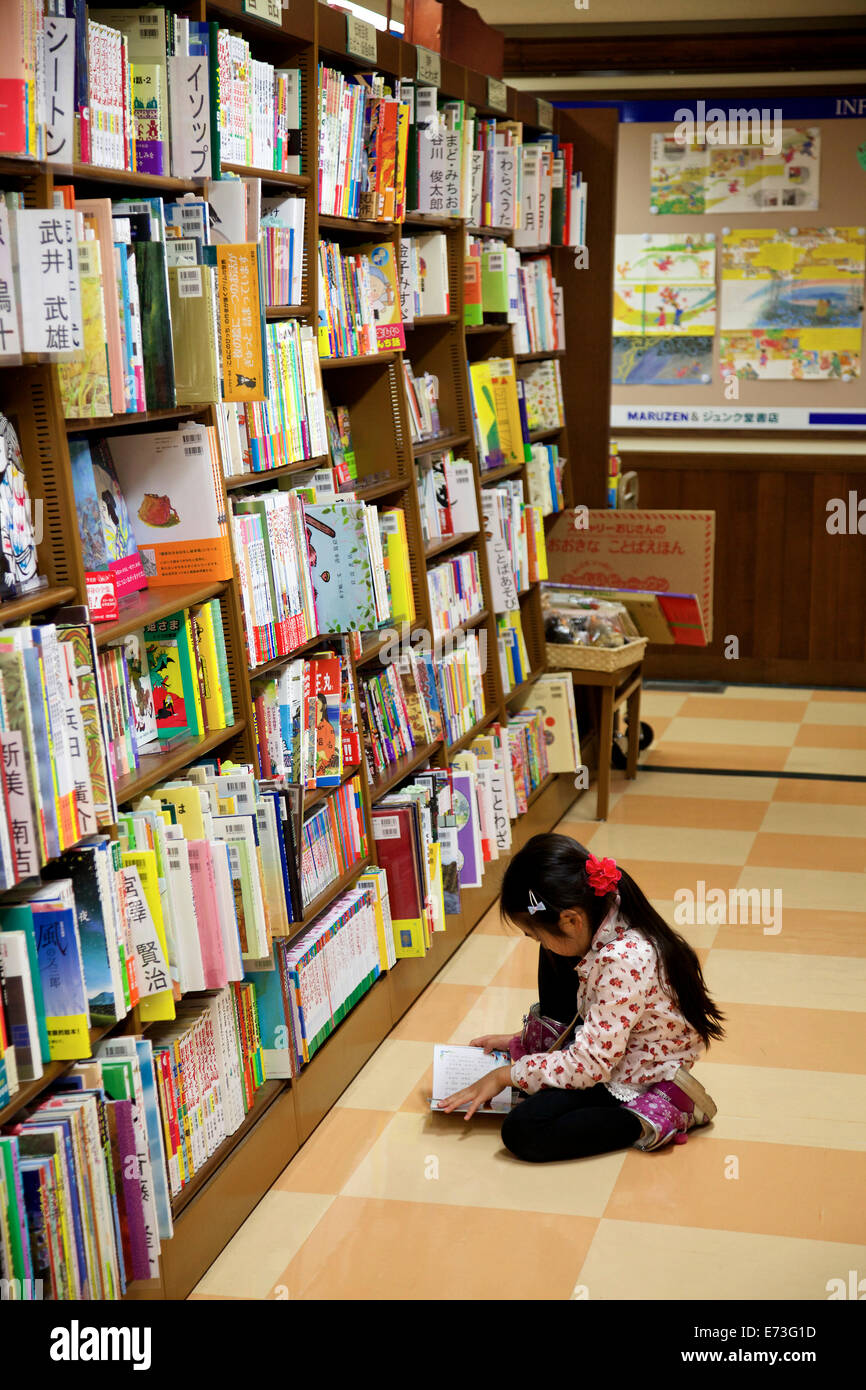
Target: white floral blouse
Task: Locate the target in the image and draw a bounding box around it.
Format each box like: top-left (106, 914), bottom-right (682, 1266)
top-left (510, 902), bottom-right (704, 1102)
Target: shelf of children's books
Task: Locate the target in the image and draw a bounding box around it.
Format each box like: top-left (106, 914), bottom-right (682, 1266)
top-left (0, 584), bottom-right (76, 626)
top-left (503, 667), bottom-right (545, 705)
top-left (368, 740), bottom-right (443, 802)
top-left (224, 454), bottom-right (330, 490)
top-left (445, 708), bottom-right (497, 755)
top-left (52, 163), bottom-right (198, 193)
top-left (113, 722), bottom-right (246, 803)
top-left (466, 225), bottom-right (514, 239)
top-left (265, 304), bottom-right (312, 320)
top-left (169, 1078), bottom-right (286, 1219)
top-left (65, 404), bottom-right (210, 435)
top-left (424, 530), bottom-right (479, 560)
top-left (465, 321), bottom-right (510, 334)
top-left (317, 213), bottom-right (396, 236)
top-left (401, 213), bottom-right (462, 230)
top-left (528, 425), bottom-right (565, 443)
top-left (303, 763), bottom-right (362, 812)
top-left (527, 771), bottom-right (556, 808)
top-left (94, 582), bottom-right (229, 648)
top-left (294, 854), bottom-right (372, 936)
top-left (220, 163), bottom-right (311, 189)
top-left (479, 461), bottom-right (525, 484)
top-left (247, 631), bottom-right (348, 682)
top-left (319, 351), bottom-right (398, 369)
top-left (0, 1022), bottom-right (134, 1128)
top-left (514, 349), bottom-right (566, 363)
top-left (436, 607), bottom-right (489, 643)
top-left (412, 431), bottom-right (471, 458)
top-left (405, 314), bottom-right (458, 330)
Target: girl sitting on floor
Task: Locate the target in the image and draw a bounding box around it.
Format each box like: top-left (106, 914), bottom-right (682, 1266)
top-left (437, 833), bottom-right (724, 1158)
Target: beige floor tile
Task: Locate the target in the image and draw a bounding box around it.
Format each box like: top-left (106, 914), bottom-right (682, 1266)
top-left (389, 982), bottom-right (485, 1042)
top-left (796, 724), bottom-right (866, 750)
top-left (581, 822), bottom-right (757, 867)
top-left (435, 933), bottom-right (520, 987)
top-left (448, 985), bottom-right (538, 1045)
top-left (726, 685), bottom-right (816, 701)
top-left (472, 903), bottom-right (514, 935)
top-left (660, 716), bottom-right (801, 748)
top-left (712, 907), bottom-right (866, 958)
top-left (760, 801), bottom-right (866, 839)
top-left (191, 1191), bottom-right (334, 1299)
top-left (676, 697), bottom-right (810, 724)
top-left (341, 1109), bottom-right (627, 1218)
top-left (335, 1039), bottom-right (435, 1112)
top-left (747, 831), bottom-right (866, 874)
top-left (735, 863), bottom-right (866, 914)
top-left (277, 1196), bottom-right (598, 1300)
top-left (712, 1001), bottom-right (866, 1073)
top-left (640, 691), bottom-right (687, 717)
top-left (689, 1061), bottom-right (866, 1150)
top-left (649, 900), bottom-right (719, 950)
top-left (577, 1218), bottom-right (866, 1301)
top-left (623, 771), bottom-right (778, 801)
top-left (810, 689), bottom-right (866, 703)
top-left (607, 794), bottom-right (768, 831)
top-left (802, 701), bottom-right (866, 727)
top-left (609, 859), bottom-right (744, 901)
top-left (784, 746), bottom-right (866, 777)
top-left (773, 777), bottom-right (866, 806)
top-left (703, 948), bottom-right (866, 1014)
top-left (490, 935), bottom-right (543, 989)
top-left (550, 814), bottom-right (601, 848)
top-left (276, 1108), bottom-right (393, 1195)
top-left (606, 1138), bottom-right (866, 1244)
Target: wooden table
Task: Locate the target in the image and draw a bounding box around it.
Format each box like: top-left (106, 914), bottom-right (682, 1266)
top-left (568, 657), bottom-right (645, 820)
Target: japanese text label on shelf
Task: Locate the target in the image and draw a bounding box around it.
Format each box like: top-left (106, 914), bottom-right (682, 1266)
top-left (18, 209), bottom-right (83, 357)
top-left (487, 78), bottom-right (507, 113)
top-left (44, 16), bottom-right (76, 163)
top-left (417, 46), bottom-right (441, 86)
top-left (537, 98), bottom-right (554, 131)
top-left (243, 0), bottom-right (283, 24)
top-left (346, 15), bottom-right (378, 64)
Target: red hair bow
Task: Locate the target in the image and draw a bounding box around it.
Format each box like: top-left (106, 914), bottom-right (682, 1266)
top-left (585, 854), bottom-right (621, 896)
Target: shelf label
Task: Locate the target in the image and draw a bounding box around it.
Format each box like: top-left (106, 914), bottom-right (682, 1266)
top-left (537, 98), bottom-right (554, 130)
top-left (416, 46), bottom-right (441, 86)
top-left (243, 0), bottom-right (282, 25)
top-left (487, 77), bottom-right (507, 113)
top-left (346, 15), bottom-right (378, 63)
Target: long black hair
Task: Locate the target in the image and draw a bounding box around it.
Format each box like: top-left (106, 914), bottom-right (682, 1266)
top-left (501, 832), bottom-right (725, 1047)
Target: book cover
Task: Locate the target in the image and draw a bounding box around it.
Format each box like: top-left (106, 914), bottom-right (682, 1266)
top-left (30, 903), bottom-right (91, 1060)
top-left (115, 630), bottom-right (158, 750)
top-left (143, 613), bottom-right (196, 743)
top-left (133, 240), bottom-right (176, 411)
top-left (371, 806), bottom-right (426, 957)
top-left (303, 501), bottom-right (378, 635)
top-left (83, 439), bottom-right (148, 597)
top-left (359, 242), bottom-right (406, 351)
top-left (214, 243), bottom-right (267, 403)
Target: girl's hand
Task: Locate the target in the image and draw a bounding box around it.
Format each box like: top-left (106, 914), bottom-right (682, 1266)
top-left (468, 1034), bottom-right (514, 1055)
top-left (437, 1065), bottom-right (513, 1120)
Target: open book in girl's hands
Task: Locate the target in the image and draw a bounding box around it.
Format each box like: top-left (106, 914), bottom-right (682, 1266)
top-left (430, 1045), bottom-right (514, 1114)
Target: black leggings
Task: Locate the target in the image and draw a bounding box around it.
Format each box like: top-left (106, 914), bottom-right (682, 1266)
top-left (500, 945), bottom-right (643, 1162)
top-left (501, 1084), bottom-right (643, 1162)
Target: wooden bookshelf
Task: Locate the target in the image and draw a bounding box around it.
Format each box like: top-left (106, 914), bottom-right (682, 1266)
top-left (0, 0), bottom-right (616, 1305)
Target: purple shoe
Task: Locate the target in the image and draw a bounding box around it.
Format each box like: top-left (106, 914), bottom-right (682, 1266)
top-left (622, 1067), bottom-right (717, 1152)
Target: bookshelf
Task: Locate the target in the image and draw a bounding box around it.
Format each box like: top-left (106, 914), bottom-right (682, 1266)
top-left (0, 0), bottom-right (615, 1302)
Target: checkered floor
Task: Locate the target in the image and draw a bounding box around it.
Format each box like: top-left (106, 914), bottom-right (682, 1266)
top-left (190, 686), bottom-right (866, 1301)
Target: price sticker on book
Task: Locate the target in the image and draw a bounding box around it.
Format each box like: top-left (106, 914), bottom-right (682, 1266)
top-left (346, 15), bottom-right (378, 63)
top-left (416, 46), bottom-right (441, 85)
top-left (487, 77), bottom-right (507, 113)
top-left (243, 0), bottom-right (282, 24)
top-left (537, 98), bottom-right (554, 130)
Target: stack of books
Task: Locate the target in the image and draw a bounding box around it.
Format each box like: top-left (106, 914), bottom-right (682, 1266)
top-left (221, 320), bottom-right (328, 477)
top-left (436, 633), bottom-right (486, 745)
top-left (317, 240), bottom-right (404, 357)
top-left (526, 442), bottom-right (566, 516)
top-left (317, 67), bottom-right (409, 221)
top-left (427, 550), bottom-right (485, 639)
top-left (518, 358), bottom-right (566, 432)
top-left (416, 452), bottom-right (479, 545)
top-left (512, 255), bottom-right (565, 355)
top-left (497, 611), bottom-right (532, 692)
top-left (469, 357), bottom-right (530, 473)
top-left (251, 646), bottom-right (360, 787)
top-left (300, 778), bottom-right (367, 910)
top-left (403, 359), bottom-right (442, 443)
top-left (399, 231), bottom-right (450, 323)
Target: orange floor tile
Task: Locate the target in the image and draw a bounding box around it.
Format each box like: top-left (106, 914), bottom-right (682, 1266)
top-left (190, 683), bottom-right (866, 1303)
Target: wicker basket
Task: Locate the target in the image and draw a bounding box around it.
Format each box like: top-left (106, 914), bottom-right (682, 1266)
top-left (545, 636), bottom-right (648, 673)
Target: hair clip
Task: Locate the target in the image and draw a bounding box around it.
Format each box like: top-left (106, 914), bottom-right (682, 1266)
top-left (527, 890), bottom-right (546, 916)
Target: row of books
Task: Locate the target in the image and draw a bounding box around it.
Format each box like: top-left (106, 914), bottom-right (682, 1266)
top-left (512, 255), bottom-right (565, 356)
top-left (437, 632), bottom-right (487, 746)
top-left (232, 493), bottom-right (402, 667)
top-left (482, 481), bottom-right (549, 609)
top-left (318, 68), bottom-right (409, 222)
top-left (427, 549), bottom-right (485, 640)
top-left (521, 357), bottom-right (566, 432)
top-left (399, 231), bottom-right (450, 323)
top-left (261, 195), bottom-right (307, 308)
top-left (416, 451), bottom-right (480, 545)
top-left (255, 874), bottom-right (391, 1079)
top-left (403, 359), bottom-right (441, 443)
top-left (323, 397), bottom-right (358, 489)
top-left (220, 319), bottom-right (329, 477)
top-left (526, 442), bottom-right (566, 517)
top-left (469, 356), bottom-right (530, 473)
top-left (498, 611), bottom-right (532, 692)
top-left (71, 423), bottom-right (233, 596)
top-left (300, 777), bottom-right (367, 911)
top-left (251, 647), bottom-right (360, 789)
top-left (0, 3), bottom-right (302, 177)
top-left (0, 996), bottom-right (264, 1297)
top-left (359, 656), bottom-right (427, 779)
top-left (317, 238), bottom-right (404, 359)
top-left (150, 985), bottom-right (266, 1206)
